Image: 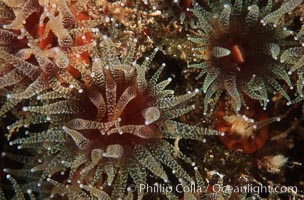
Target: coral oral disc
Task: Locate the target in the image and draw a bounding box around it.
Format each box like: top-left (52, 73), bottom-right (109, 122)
top-left (231, 44), bottom-right (245, 64)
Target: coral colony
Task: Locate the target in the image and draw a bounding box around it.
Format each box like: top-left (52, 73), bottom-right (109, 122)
top-left (0, 0), bottom-right (304, 200)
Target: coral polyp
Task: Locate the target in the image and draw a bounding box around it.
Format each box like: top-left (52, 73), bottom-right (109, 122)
top-left (5, 37), bottom-right (219, 199)
top-left (0, 0), bottom-right (107, 123)
top-left (215, 100), bottom-right (282, 153)
top-left (189, 0), bottom-right (304, 113)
